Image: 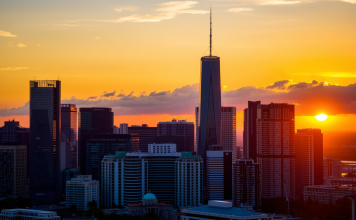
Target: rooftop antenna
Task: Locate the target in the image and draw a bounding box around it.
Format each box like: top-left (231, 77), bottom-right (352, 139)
top-left (209, 6), bottom-right (212, 57)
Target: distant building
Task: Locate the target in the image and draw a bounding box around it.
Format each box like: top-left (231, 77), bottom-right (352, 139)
top-left (60, 134), bottom-right (71, 171)
top-left (304, 185), bottom-right (356, 204)
top-left (233, 159), bottom-right (260, 209)
top-left (157, 119), bottom-right (194, 152)
top-left (0, 145), bottom-right (27, 197)
top-left (324, 158), bottom-right (342, 178)
top-left (61, 104), bottom-right (78, 169)
top-left (29, 80), bottom-right (61, 204)
top-left (221, 107), bottom-right (236, 161)
top-left (206, 150), bottom-right (233, 200)
top-left (153, 136), bottom-right (187, 153)
top-left (60, 168), bottom-right (80, 200)
top-left (243, 101), bottom-right (260, 162)
top-left (295, 129), bottom-right (323, 199)
top-left (128, 125), bottom-right (157, 152)
top-left (113, 126), bottom-right (120, 134)
top-left (120, 123), bottom-right (128, 134)
top-left (0, 120), bottom-right (30, 145)
top-left (85, 134), bottom-right (139, 181)
top-left (180, 200), bottom-right (269, 220)
top-left (66, 175), bottom-right (99, 211)
top-left (257, 103), bottom-right (296, 199)
top-left (78, 107), bottom-right (114, 174)
top-left (0, 209), bottom-right (60, 220)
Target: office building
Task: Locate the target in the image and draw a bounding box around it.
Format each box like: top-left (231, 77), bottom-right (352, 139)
top-left (60, 134), bottom-right (71, 171)
top-left (304, 185), bottom-right (356, 204)
top-left (206, 150), bottom-right (233, 200)
top-left (195, 107), bottom-right (199, 153)
top-left (233, 159), bottom-right (260, 209)
top-left (128, 125), bottom-right (157, 152)
top-left (29, 80), bottom-right (61, 204)
top-left (180, 201), bottom-right (269, 220)
top-left (153, 136), bottom-right (187, 153)
top-left (61, 104), bottom-right (78, 169)
top-left (113, 126), bottom-right (120, 134)
top-left (60, 168), bottom-right (79, 200)
top-left (257, 103), bottom-right (296, 199)
top-left (0, 209), bottom-right (60, 220)
top-left (243, 101), bottom-right (261, 162)
top-left (66, 175), bottom-right (99, 211)
top-left (221, 107), bottom-right (236, 160)
top-left (0, 145), bottom-right (27, 197)
top-left (120, 123), bottom-right (128, 134)
top-left (324, 158), bottom-right (342, 178)
top-left (85, 134), bottom-right (138, 181)
top-left (295, 128), bottom-right (323, 199)
top-left (101, 146), bottom-right (203, 208)
top-left (157, 119), bottom-right (194, 152)
top-left (78, 107), bottom-right (113, 174)
top-left (175, 153), bottom-right (203, 207)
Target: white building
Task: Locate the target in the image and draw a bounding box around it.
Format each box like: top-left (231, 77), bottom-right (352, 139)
top-left (304, 185), bottom-right (356, 204)
top-left (148, 143), bottom-right (177, 154)
top-left (120, 123), bottom-right (128, 134)
top-left (66, 175), bottom-right (99, 211)
top-left (0, 209), bottom-right (60, 220)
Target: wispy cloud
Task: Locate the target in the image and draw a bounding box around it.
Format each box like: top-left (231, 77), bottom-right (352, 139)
top-left (323, 73), bottom-right (356, 78)
top-left (260, 0), bottom-right (301, 5)
top-left (227, 7), bottom-right (255, 12)
top-left (114, 6), bottom-right (137, 12)
top-left (0, 67), bottom-right (31, 71)
top-left (0, 30), bottom-right (17, 37)
top-left (341, 0), bottom-right (356, 3)
top-left (99, 1), bottom-right (208, 23)
top-left (16, 43), bottom-right (27, 48)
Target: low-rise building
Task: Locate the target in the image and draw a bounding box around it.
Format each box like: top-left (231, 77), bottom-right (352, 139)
top-left (0, 209), bottom-right (60, 220)
top-left (304, 185), bottom-right (356, 204)
top-left (66, 175), bottom-right (99, 211)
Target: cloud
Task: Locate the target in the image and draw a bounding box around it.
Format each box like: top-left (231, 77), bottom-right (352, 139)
top-left (260, 0), bottom-right (301, 5)
top-left (94, 37), bottom-right (100, 40)
top-left (99, 1), bottom-right (208, 23)
top-left (341, 0), bottom-right (356, 3)
top-left (3, 81), bottom-right (356, 117)
top-left (114, 7), bottom-right (137, 12)
top-left (102, 91), bottom-right (116, 97)
top-left (227, 7), bottom-right (255, 12)
top-left (16, 43), bottom-right (27, 48)
top-left (0, 30), bottom-right (17, 37)
top-left (323, 73), bottom-right (356, 78)
top-left (0, 67), bottom-right (31, 71)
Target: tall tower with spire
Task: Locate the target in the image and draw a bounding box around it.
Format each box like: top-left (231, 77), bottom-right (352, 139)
top-left (197, 8), bottom-right (222, 192)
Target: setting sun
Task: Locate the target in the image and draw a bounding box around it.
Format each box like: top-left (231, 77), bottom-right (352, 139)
top-left (315, 114), bottom-right (328, 121)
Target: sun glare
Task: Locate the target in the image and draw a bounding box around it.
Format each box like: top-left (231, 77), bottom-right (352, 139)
top-left (315, 114), bottom-right (328, 121)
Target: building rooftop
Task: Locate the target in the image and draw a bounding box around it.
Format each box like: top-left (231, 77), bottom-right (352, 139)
top-left (143, 193), bottom-right (157, 200)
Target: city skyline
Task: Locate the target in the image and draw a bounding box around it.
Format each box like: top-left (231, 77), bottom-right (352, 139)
top-left (1, 0), bottom-right (356, 133)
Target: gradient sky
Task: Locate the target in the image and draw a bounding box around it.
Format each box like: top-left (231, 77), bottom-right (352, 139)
top-left (1, 0), bottom-right (356, 132)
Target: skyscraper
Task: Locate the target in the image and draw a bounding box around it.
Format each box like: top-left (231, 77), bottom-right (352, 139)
top-left (78, 107), bottom-right (113, 174)
top-left (295, 129), bottom-right (323, 199)
top-left (128, 125), bottom-right (157, 152)
top-left (256, 103), bottom-right (296, 199)
top-left (61, 104), bottom-right (78, 169)
top-left (243, 101), bottom-right (260, 162)
top-left (221, 107), bottom-right (236, 160)
top-left (197, 12), bottom-right (221, 162)
top-left (29, 80), bottom-right (61, 204)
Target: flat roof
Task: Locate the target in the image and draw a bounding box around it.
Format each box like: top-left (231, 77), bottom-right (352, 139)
top-left (182, 205), bottom-right (268, 219)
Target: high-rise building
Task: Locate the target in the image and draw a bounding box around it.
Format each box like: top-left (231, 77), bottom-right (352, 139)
top-left (295, 128), bottom-right (323, 199)
top-left (221, 107), bottom-right (236, 160)
top-left (256, 103), bottom-right (296, 199)
top-left (243, 101), bottom-right (261, 162)
top-left (175, 153), bottom-right (203, 207)
top-left (206, 150), bottom-right (233, 200)
top-left (85, 134), bottom-right (139, 181)
top-left (61, 104), bottom-right (78, 169)
top-left (128, 125), bottom-right (157, 152)
top-left (66, 175), bottom-right (99, 211)
top-left (78, 107), bottom-right (113, 174)
top-left (0, 145), bottom-right (27, 197)
top-left (233, 159), bottom-right (260, 209)
top-left (60, 168), bottom-right (79, 200)
top-left (0, 120), bottom-right (30, 178)
top-left (197, 12), bottom-right (221, 163)
top-left (29, 80), bottom-right (61, 204)
top-left (157, 119), bottom-right (194, 152)
top-left (120, 123), bottom-right (128, 134)
top-left (195, 107), bottom-right (199, 153)
top-left (323, 158), bottom-right (342, 178)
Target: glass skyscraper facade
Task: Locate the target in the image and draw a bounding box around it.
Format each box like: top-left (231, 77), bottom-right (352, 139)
top-left (29, 80), bottom-right (61, 204)
top-left (61, 104), bottom-right (78, 169)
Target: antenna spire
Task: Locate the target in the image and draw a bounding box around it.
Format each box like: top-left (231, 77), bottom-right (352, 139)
top-left (210, 6), bottom-right (212, 56)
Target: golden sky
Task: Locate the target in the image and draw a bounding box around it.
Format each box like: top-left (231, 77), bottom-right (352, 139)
top-left (0, 0), bottom-right (356, 132)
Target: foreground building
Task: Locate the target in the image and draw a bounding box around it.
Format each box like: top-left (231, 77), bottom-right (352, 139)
top-left (0, 145), bottom-right (27, 197)
top-left (29, 80), bottom-right (61, 204)
top-left (0, 209), bottom-right (60, 220)
top-left (304, 185), bottom-right (356, 204)
top-left (66, 175), bottom-right (99, 211)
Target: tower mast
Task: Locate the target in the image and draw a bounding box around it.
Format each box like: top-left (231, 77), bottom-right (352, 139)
top-left (210, 6), bottom-right (212, 57)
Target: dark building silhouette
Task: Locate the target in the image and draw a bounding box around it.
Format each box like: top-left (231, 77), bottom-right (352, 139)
top-left (243, 101), bottom-right (260, 162)
top-left (153, 136), bottom-right (186, 152)
top-left (0, 120), bottom-right (30, 178)
top-left (233, 159), bottom-right (260, 209)
top-left (128, 125), bottom-right (157, 152)
top-left (29, 80), bottom-right (61, 204)
top-left (61, 104), bottom-right (78, 169)
top-left (295, 128), bottom-right (323, 199)
top-left (78, 108), bottom-right (113, 174)
top-left (85, 134), bottom-right (138, 181)
top-left (60, 168), bottom-right (79, 200)
top-left (157, 119), bottom-right (194, 152)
